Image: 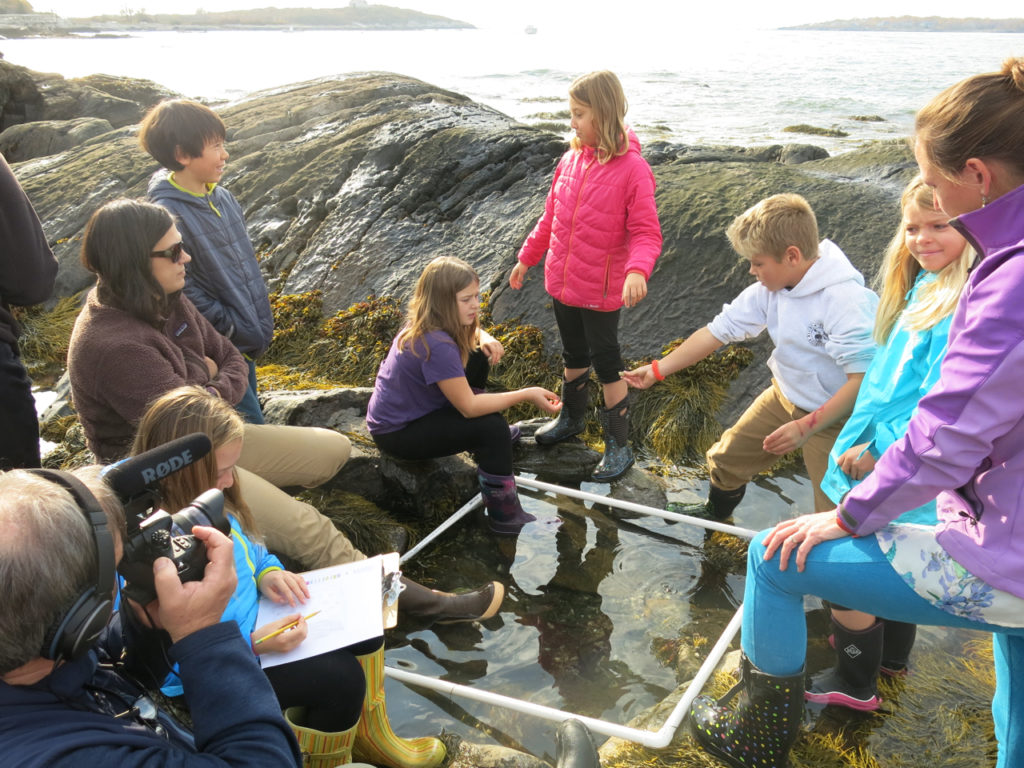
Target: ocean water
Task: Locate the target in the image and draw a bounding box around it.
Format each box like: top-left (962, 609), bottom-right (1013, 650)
top-left (4, 26), bottom-right (1024, 153)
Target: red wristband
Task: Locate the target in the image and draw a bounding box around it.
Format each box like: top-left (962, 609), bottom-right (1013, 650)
top-left (651, 359), bottom-right (665, 381)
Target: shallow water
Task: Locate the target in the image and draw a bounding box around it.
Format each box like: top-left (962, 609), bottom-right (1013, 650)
top-left (381, 467), bottom-right (991, 761)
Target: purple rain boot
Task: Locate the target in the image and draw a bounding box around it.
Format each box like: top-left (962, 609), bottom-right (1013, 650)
top-left (478, 468), bottom-right (536, 535)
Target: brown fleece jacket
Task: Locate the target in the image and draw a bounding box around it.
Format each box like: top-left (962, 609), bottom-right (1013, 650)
top-left (68, 288), bottom-right (248, 462)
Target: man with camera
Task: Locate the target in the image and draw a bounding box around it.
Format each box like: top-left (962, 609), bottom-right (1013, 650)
top-left (0, 466), bottom-right (302, 766)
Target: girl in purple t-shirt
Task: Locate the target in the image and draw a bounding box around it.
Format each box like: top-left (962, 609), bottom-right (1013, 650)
top-left (367, 256), bottom-right (561, 534)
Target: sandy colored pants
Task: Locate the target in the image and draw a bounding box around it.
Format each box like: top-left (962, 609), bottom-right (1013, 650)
top-left (237, 423), bottom-right (364, 569)
top-left (706, 380), bottom-right (844, 513)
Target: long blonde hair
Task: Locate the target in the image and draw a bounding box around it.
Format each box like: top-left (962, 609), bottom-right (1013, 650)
top-left (131, 385), bottom-right (258, 536)
top-left (569, 70), bottom-right (629, 163)
top-left (873, 177), bottom-right (974, 344)
top-left (396, 256), bottom-right (479, 364)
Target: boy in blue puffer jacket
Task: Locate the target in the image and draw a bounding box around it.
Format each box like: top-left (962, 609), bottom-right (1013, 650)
top-left (139, 99), bottom-right (273, 425)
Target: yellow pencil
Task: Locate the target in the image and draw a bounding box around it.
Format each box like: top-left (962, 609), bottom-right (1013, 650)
top-left (254, 610), bottom-right (321, 645)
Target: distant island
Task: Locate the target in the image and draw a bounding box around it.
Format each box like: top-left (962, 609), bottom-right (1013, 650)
top-left (783, 16), bottom-right (1024, 32)
top-left (0, 2), bottom-right (473, 37)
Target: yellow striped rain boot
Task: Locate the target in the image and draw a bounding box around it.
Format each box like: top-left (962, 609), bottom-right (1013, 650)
top-left (284, 706), bottom-right (358, 767)
top-left (352, 645), bottom-right (446, 768)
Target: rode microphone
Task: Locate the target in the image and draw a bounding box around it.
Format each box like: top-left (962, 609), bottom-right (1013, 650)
top-left (102, 433), bottom-right (212, 521)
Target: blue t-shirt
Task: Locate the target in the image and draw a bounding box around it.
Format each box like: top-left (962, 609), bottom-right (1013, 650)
top-left (366, 329), bottom-right (466, 434)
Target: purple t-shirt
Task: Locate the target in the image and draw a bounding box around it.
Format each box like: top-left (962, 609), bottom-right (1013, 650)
top-left (366, 329), bottom-right (466, 434)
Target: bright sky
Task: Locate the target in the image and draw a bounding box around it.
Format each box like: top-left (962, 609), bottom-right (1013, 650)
top-left (29, 0), bottom-right (1024, 31)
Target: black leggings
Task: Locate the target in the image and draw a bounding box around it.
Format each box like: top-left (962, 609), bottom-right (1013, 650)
top-left (371, 350), bottom-right (513, 475)
top-left (552, 299), bottom-right (623, 383)
top-left (263, 635), bottom-right (382, 732)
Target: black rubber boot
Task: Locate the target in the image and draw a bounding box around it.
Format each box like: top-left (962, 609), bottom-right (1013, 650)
top-left (536, 369), bottom-right (590, 445)
top-left (556, 719), bottom-right (600, 768)
top-left (880, 619), bottom-right (917, 677)
top-left (398, 577), bottom-right (505, 625)
top-left (478, 469), bottom-right (536, 535)
top-left (690, 653), bottom-right (804, 768)
top-left (592, 393), bottom-right (633, 482)
top-left (671, 483), bottom-right (746, 520)
top-left (805, 619), bottom-right (883, 711)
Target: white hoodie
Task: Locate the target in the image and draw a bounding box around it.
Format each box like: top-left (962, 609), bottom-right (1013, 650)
top-left (706, 239), bottom-right (878, 412)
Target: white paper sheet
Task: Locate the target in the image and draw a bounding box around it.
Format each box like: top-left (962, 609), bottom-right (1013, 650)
top-left (256, 554), bottom-right (386, 669)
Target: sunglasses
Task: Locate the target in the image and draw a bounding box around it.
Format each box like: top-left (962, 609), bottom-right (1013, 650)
top-left (151, 241), bottom-right (185, 263)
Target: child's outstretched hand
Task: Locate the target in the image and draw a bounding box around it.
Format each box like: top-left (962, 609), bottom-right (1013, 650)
top-left (509, 262), bottom-right (529, 290)
top-left (252, 613), bottom-right (307, 655)
top-left (259, 569), bottom-right (310, 607)
top-left (621, 364), bottom-right (656, 390)
top-left (527, 387), bottom-right (562, 414)
top-left (622, 272), bottom-right (648, 308)
top-left (763, 420), bottom-right (811, 455)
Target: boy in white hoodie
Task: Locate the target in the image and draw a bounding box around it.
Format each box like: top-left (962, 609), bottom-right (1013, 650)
top-left (623, 194), bottom-right (877, 516)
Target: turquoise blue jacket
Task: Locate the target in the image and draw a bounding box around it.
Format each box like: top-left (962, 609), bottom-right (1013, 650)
top-left (820, 271), bottom-right (949, 524)
top-left (161, 516), bottom-right (283, 696)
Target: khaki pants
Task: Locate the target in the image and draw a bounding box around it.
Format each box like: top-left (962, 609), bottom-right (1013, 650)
top-left (706, 380), bottom-right (843, 513)
top-left (237, 424), bottom-right (364, 569)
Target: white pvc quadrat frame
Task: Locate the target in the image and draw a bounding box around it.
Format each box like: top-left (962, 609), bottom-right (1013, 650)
top-left (389, 475), bottom-right (758, 748)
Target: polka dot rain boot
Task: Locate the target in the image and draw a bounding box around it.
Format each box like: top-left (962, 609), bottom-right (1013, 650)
top-left (689, 653), bottom-right (804, 768)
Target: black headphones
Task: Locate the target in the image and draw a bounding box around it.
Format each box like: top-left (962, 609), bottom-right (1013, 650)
top-left (28, 469), bottom-right (117, 662)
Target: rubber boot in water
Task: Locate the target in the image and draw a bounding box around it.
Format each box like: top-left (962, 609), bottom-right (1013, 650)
top-left (536, 369), bottom-right (590, 445)
top-left (397, 576), bottom-right (505, 625)
top-left (880, 619), bottom-right (917, 677)
top-left (352, 644), bottom-right (446, 768)
top-left (671, 483), bottom-right (747, 520)
top-left (690, 653), bottom-right (804, 768)
top-left (592, 392), bottom-right (633, 482)
top-left (556, 719), bottom-right (600, 768)
top-left (478, 468), bottom-right (536, 535)
top-left (805, 618), bottom-right (883, 711)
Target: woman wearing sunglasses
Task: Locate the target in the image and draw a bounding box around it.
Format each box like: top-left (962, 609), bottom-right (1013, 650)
top-left (68, 198), bottom-right (250, 462)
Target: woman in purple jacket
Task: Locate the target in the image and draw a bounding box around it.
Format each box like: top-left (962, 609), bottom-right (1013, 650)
top-left (689, 57), bottom-right (1024, 768)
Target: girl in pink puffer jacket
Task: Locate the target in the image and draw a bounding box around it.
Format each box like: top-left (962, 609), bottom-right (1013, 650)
top-left (510, 70), bottom-right (662, 482)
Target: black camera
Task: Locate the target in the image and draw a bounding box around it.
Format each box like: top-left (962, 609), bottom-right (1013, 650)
top-left (103, 433), bottom-right (230, 605)
top-left (117, 488), bottom-right (230, 605)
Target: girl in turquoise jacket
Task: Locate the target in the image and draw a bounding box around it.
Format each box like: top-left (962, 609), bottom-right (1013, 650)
top-left (809, 177), bottom-right (974, 712)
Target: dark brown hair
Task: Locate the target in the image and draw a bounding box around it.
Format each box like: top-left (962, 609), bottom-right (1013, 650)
top-left (80, 198), bottom-right (175, 329)
top-left (139, 98), bottom-right (227, 171)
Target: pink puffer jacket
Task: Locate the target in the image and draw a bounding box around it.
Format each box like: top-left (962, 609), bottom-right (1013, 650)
top-left (517, 129), bottom-right (662, 311)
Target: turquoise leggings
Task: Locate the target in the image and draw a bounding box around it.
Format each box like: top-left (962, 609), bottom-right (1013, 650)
top-left (743, 530), bottom-right (1024, 768)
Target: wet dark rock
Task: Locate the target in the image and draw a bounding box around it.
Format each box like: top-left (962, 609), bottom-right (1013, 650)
top-left (14, 68), bottom-right (916, 426)
top-left (0, 60), bottom-right (177, 132)
top-left (0, 116), bottom-right (114, 162)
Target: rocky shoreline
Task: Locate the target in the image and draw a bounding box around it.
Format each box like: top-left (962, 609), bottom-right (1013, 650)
top-left (2, 58), bottom-right (916, 426)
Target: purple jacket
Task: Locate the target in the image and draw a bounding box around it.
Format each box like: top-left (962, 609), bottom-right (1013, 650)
top-left (839, 182), bottom-right (1024, 600)
top-left (517, 129), bottom-right (662, 311)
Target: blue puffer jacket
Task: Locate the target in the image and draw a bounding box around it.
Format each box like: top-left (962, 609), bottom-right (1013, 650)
top-left (148, 172), bottom-right (274, 357)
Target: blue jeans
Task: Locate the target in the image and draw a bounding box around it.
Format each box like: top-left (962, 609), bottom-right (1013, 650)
top-left (234, 356), bottom-right (265, 425)
top-left (744, 530), bottom-right (1024, 767)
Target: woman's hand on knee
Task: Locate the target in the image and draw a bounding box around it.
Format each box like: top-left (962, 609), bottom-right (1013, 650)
top-left (762, 510), bottom-right (849, 572)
